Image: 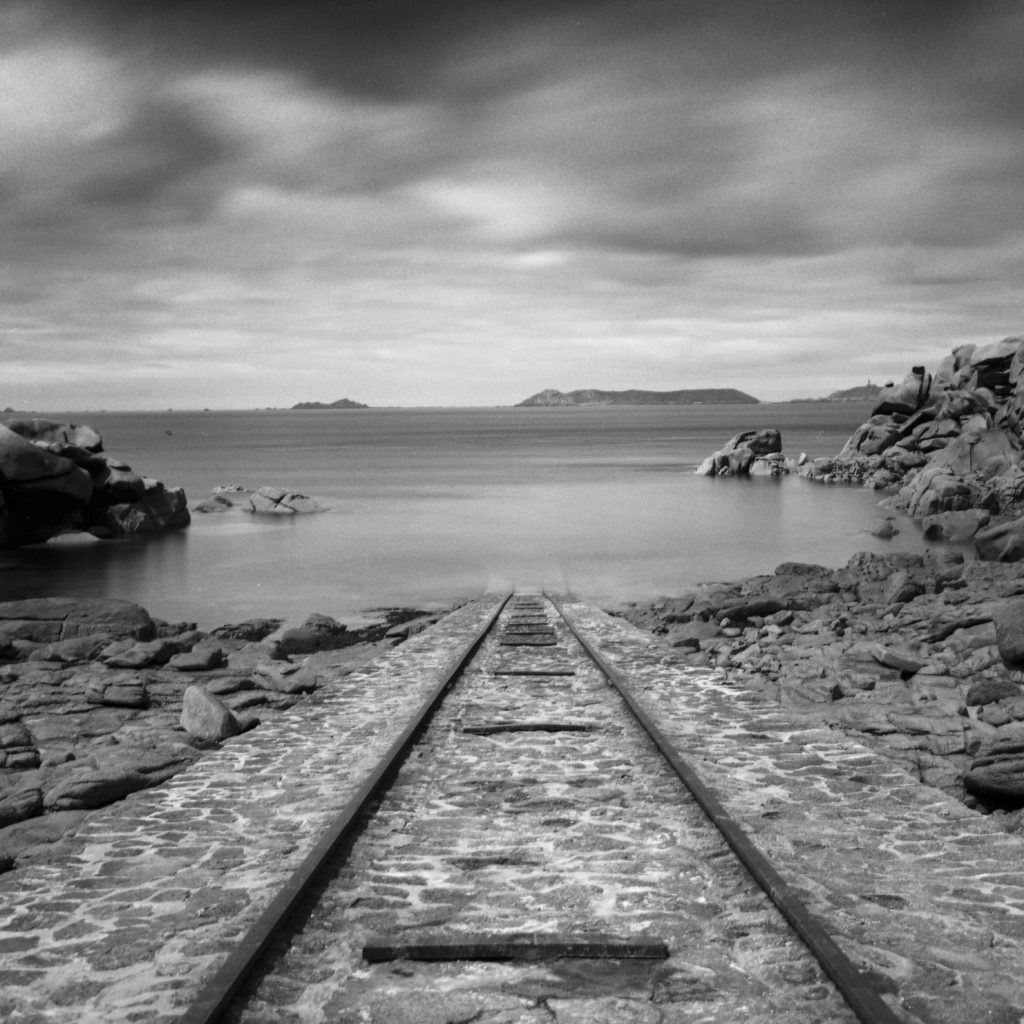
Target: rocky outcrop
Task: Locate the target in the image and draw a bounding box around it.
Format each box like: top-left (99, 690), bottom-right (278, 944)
top-left (789, 337), bottom-right (1024, 555)
top-left (0, 418), bottom-right (189, 546)
top-left (694, 335), bottom-right (1024, 554)
top-left (695, 429), bottom-right (790, 478)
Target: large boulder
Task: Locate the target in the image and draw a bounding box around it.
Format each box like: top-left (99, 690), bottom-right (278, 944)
top-left (100, 481), bottom-right (190, 537)
top-left (975, 519), bottom-right (1024, 563)
top-left (992, 599), bottom-right (1024, 666)
top-left (929, 428), bottom-right (1016, 480)
top-left (0, 716), bottom-right (40, 770)
top-left (895, 465), bottom-right (972, 518)
top-left (965, 678), bottom-right (1021, 706)
top-left (767, 562), bottom-right (841, 610)
top-left (93, 457), bottom-right (147, 503)
top-left (3, 419), bottom-right (103, 452)
top-left (180, 685), bottom-right (242, 741)
top-left (872, 366), bottom-right (932, 417)
top-left (0, 425), bottom-right (94, 543)
top-left (696, 429), bottom-right (787, 477)
top-left (963, 724), bottom-right (1024, 805)
top-left (921, 509), bottom-right (990, 542)
top-left (0, 424), bottom-right (89, 488)
top-left (275, 612), bottom-right (349, 655)
top-left (728, 429), bottom-right (782, 456)
top-left (970, 337), bottom-right (1024, 391)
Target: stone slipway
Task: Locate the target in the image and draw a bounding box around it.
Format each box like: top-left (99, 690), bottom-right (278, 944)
top-left (0, 596), bottom-right (505, 1024)
top-left (3, 595), bottom-right (1024, 1023)
top-left (561, 602), bottom-right (1024, 1024)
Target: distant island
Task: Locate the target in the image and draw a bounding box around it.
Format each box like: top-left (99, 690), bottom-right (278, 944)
top-left (515, 388), bottom-right (759, 407)
top-left (291, 398), bottom-right (369, 410)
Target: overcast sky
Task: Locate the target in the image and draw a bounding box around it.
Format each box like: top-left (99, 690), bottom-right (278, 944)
top-left (3, 0), bottom-right (1023, 409)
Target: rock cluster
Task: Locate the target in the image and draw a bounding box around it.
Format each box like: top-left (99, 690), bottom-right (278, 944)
top-left (796, 338), bottom-right (1024, 552)
top-left (619, 552), bottom-right (1024, 821)
top-left (0, 418), bottom-right (189, 546)
top-left (0, 597), bottom-right (443, 867)
top-left (695, 428), bottom-right (790, 477)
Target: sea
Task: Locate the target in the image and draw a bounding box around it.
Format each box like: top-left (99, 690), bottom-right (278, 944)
top-left (0, 403), bottom-right (944, 630)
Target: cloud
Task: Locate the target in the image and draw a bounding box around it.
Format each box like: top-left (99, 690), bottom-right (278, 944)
top-left (1, 0), bottom-right (1023, 409)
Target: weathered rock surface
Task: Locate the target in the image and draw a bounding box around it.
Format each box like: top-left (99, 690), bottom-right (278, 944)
top-left (247, 486), bottom-right (326, 514)
top-left (964, 725), bottom-right (1024, 804)
top-left (618, 550), bottom-right (1024, 818)
top-left (0, 601), bottom-right (426, 868)
top-left (993, 599), bottom-right (1024, 666)
top-left (252, 660), bottom-right (319, 694)
top-left (0, 417), bottom-right (189, 546)
top-left (209, 618), bottom-right (283, 641)
top-left (0, 597), bottom-right (156, 643)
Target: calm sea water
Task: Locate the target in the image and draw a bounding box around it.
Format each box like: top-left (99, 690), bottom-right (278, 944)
top-left (0, 404), bottom-right (939, 629)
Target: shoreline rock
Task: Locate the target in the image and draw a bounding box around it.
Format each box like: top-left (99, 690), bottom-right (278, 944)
top-left (0, 418), bottom-right (189, 547)
top-left (694, 335), bottom-right (1024, 559)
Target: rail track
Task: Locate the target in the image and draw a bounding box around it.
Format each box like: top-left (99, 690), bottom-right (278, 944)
top-left (181, 593), bottom-right (902, 1024)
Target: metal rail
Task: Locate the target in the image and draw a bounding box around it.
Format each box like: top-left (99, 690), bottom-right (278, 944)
top-left (178, 594), bottom-right (511, 1024)
top-left (551, 597), bottom-right (903, 1024)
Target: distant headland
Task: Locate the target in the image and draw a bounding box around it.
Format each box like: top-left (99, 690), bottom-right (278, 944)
top-left (790, 383), bottom-right (883, 404)
top-left (291, 398), bottom-right (369, 410)
top-left (515, 388), bottom-right (759, 407)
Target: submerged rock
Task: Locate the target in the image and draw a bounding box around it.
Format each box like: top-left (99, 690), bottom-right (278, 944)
top-left (246, 486), bottom-right (327, 515)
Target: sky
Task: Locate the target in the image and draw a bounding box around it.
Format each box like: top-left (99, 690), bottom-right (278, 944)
top-left (2, 0), bottom-right (1023, 410)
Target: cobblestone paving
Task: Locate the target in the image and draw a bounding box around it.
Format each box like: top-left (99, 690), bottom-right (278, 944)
top-left (228, 597), bottom-right (857, 1024)
top-left (0, 597), bottom-right (505, 1024)
top-left (559, 601), bottom-right (1024, 1024)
